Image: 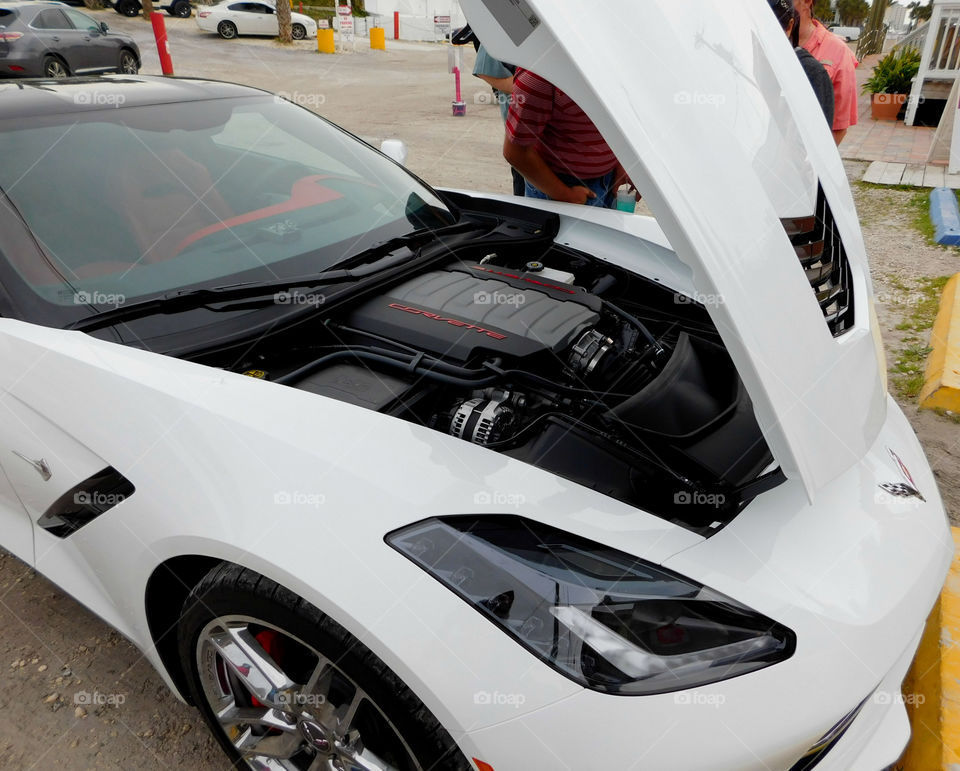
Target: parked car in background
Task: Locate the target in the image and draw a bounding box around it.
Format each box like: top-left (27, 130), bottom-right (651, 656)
top-left (196, 0), bottom-right (314, 39)
top-left (829, 24), bottom-right (861, 41)
top-left (0, 1), bottom-right (138, 77)
top-left (111, 0), bottom-right (191, 19)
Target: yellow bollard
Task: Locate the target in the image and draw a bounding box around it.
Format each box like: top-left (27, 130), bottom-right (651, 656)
top-left (317, 27), bottom-right (335, 54)
top-left (370, 26), bottom-right (385, 50)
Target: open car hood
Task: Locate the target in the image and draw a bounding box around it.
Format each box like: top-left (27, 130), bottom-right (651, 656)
top-left (461, 0), bottom-right (885, 499)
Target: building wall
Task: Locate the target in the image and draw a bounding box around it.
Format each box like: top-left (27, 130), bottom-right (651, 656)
top-left (364, 0), bottom-right (466, 40)
top-left (885, 2), bottom-right (909, 31)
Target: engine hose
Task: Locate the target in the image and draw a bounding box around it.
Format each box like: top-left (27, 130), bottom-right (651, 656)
top-left (604, 299), bottom-right (664, 355)
top-left (275, 349), bottom-right (499, 387)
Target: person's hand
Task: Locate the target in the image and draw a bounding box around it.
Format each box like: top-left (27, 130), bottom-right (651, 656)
top-left (563, 185), bottom-right (596, 205)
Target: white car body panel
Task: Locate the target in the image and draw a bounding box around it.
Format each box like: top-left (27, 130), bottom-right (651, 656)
top-left (461, 0), bottom-right (885, 499)
top-left (0, 1), bottom-right (953, 769)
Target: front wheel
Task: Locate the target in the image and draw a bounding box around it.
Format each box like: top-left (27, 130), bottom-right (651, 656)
top-left (177, 564), bottom-right (470, 771)
top-left (217, 19), bottom-right (237, 39)
top-left (117, 49), bottom-right (138, 74)
top-left (291, 22), bottom-right (306, 40)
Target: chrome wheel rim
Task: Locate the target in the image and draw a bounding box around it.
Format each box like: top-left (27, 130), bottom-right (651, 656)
top-left (292, 24), bottom-right (305, 39)
top-left (195, 615), bottom-right (422, 771)
top-left (45, 59), bottom-right (67, 77)
top-left (218, 21), bottom-right (235, 37)
top-left (119, 53), bottom-right (137, 73)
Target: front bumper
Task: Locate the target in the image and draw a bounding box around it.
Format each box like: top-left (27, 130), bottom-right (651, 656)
top-left (455, 396), bottom-right (952, 770)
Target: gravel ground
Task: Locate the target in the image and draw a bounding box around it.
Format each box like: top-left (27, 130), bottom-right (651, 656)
top-left (845, 160), bottom-right (960, 526)
top-left (0, 19), bottom-right (957, 770)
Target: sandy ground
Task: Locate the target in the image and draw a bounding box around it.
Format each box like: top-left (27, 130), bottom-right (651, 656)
top-left (0, 16), bottom-right (957, 770)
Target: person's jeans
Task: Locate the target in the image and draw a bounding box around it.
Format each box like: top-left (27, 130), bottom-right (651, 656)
top-left (524, 169), bottom-right (616, 208)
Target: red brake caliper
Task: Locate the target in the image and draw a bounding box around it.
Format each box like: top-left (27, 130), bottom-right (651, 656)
top-left (249, 629), bottom-right (283, 712)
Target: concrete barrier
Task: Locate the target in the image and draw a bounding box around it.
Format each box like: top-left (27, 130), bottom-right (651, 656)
top-left (900, 527), bottom-right (960, 770)
top-left (919, 273), bottom-right (960, 412)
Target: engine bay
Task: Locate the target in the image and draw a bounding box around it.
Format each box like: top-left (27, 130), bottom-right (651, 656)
top-left (219, 232), bottom-right (779, 534)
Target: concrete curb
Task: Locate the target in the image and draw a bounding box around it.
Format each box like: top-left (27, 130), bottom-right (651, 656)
top-left (919, 273), bottom-right (960, 413)
top-left (930, 187), bottom-right (960, 245)
top-left (899, 527), bottom-right (960, 770)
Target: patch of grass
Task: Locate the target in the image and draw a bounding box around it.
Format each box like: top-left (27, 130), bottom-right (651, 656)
top-left (887, 275), bottom-right (951, 398)
top-left (906, 189), bottom-right (939, 246)
top-left (933, 407), bottom-right (960, 423)
top-left (896, 275), bottom-right (951, 332)
top-left (891, 342), bottom-right (932, 398)
top-left (856, 180), bottom-right (927, 193)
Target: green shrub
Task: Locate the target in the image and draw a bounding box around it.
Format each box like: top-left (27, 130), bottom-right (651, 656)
top-left (862, 46), bottom-right (922, 94)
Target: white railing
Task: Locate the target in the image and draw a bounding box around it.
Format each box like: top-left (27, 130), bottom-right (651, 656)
top-left (907, 0), bottom-right (960, 124)
top-left (896, 20), bottom-right (929, 52)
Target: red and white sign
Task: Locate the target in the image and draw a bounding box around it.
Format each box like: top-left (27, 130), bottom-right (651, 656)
top-left (336, 3), bottom-right (353, 41)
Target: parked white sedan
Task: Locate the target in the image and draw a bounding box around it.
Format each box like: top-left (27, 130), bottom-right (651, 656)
top-left (196, 0), bottom-right (315, 40)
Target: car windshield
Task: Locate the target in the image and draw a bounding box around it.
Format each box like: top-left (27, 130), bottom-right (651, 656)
top-left (0, 95), bottom-right (454, 317)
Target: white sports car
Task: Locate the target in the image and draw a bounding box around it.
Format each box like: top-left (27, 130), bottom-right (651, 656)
top-left (196, 0), bottom-right (316, 40)
top-left (0, 2), bottom-right (952, 770)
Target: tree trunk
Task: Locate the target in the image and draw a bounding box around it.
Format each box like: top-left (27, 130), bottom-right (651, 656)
top-left (82, 0), bottom-right (104, 9)
top-left (277, 0), bottom-right (292, 43)
top-left (142, 0), bottom-right (155, 16)
top-left (858, 0), bottom-right (888, 58)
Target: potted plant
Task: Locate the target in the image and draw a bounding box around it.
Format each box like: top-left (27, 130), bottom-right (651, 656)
top-left (862, 46), bottom-right (922, 120)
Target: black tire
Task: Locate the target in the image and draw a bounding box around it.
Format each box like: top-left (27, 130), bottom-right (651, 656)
top-left (291, 22), bottom-right (306, 40)
top-left (169, 0), bottom-right (191, 17)
top-left (177, 563), bottom-right (470, 771)
top-left (42, 55), bottom-right (69, 78)
top-left (117, 48), bottom-right (138, 74)
top-left (217, 19), bottom-right (237, 39)
top-left (116, 0), bottom-right (140, 16)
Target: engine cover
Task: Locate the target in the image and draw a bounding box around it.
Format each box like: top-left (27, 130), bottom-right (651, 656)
top-left (347, 269), bottom-right (600, 361)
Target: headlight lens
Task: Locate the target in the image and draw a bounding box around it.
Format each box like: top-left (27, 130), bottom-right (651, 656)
top-left (387, 516), bottom-right (794, 695)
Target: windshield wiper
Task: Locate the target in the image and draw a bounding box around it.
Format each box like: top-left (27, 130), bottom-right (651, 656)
top-left (68, 219), bottom-right (483, 333)
top-left (68, 249), bottom-right (415, 333)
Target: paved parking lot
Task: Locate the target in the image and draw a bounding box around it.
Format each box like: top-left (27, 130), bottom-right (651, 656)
top-left (0, 16), bottom-right (958, 770)
top-left (101, 11), bottom-right (512, 194)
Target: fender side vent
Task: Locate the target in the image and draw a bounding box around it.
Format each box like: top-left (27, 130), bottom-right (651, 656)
top-left (37, 466), bottom-right (135, 538)
top-left (783, 185), bottom-right (854, 337)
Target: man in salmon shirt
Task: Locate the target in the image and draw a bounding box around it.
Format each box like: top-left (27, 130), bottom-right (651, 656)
top-left (794, 0), bottom-right (859, 144)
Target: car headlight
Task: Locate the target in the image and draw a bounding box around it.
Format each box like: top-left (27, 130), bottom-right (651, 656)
top-left (387, 516), bottom-right (794, 695)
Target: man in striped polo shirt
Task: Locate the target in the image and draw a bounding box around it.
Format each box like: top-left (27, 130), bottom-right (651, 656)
top-left (503, 68), bottom-right (625, 207)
